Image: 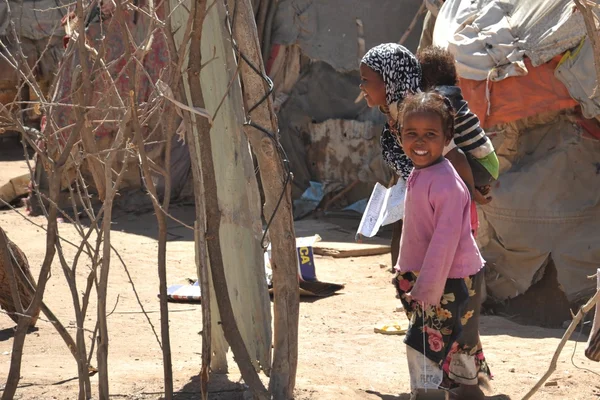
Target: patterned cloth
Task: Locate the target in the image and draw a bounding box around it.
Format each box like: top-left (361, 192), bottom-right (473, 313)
top-left (361, 43), bottom-right (422, 181)
top-left (50, 2), bottom-right (169, 142)
top-left (361, 43), bottom-right (421, 106)
top-left (393, 268), bottom-right (492, 388)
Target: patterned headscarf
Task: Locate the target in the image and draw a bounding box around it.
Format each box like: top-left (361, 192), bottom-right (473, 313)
top-left (361, 43), bottom-right (422, 106)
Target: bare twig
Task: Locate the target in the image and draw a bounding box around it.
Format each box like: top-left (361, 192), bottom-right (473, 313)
top-left (117, 0), bottom-right (175, 391)
top-left (162, 0), bottom-right (213, 396)
top-left (521, 289), bottom-right (600, 400)
top-left (399, 1), bottom-right (426, 45)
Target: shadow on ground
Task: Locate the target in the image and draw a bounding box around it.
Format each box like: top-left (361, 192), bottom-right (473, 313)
top-left (171, 374), bottom-right (247, 400)
top-left (0, 138), bottom-right (32, 162)
top-left (364, 390), bottom-right (411, 399)
top-left (0, 326), bottom-right (39, 342)
top-left (74, 204), bottom-right (392, 246)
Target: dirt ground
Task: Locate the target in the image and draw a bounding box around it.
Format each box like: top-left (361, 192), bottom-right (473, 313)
top-left (0, 140), bottom-right (599, 400)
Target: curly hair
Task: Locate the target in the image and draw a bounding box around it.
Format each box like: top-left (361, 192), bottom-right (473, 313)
top-left (399, 91), bottom-right (455, 141)
top-left (417, 46), bottom-right (458, 90)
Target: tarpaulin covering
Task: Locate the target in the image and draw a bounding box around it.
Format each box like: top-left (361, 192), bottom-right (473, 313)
top-left (432, 0), bottom-right (593, 81)
top-left (0, 0), bottom-right (65, 125)
top-left (0, 0), bottom-right (66, 40)
top-left (556, 37), bottom-right (600, 119)
top-left (270, 1), bottom-right (427, 200)
top-left (477, 116), bottom-right (600, 301)
top-left (459, 56), bottom-right (578, 129)
top-left (276, 61), bottom-right (391, 199)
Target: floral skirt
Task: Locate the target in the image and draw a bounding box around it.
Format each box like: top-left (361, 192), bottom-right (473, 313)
top-left (392, 268), bottom-right (491, 387)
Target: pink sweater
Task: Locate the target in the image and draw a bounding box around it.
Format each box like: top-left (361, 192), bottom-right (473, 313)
top-left (397, 159), bottom-right (484, 306)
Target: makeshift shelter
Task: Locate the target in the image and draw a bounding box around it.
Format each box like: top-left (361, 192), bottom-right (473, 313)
top-left (432, 0), bottom-right (600, 302)
top-left (267, 0), bottom-right (425, 202)
top-left (30, 0), bottom-right (194, 210)
top-left (19, 0), bottom-right (426, 213)
top-left (0, 0), bottom-right (65, 132)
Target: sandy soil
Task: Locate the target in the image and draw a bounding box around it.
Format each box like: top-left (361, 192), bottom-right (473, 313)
top-left (0, 141), bottom-right (599, 400)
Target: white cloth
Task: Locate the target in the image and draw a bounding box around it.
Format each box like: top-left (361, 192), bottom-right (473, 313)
top-left (448, 352), bottom-right (479, 385)
top-left (443, 138), bottom-right (457, 156)
top-left (555, 37), bottom-right (600, 119)
top-left (433, 0), bottom-right (591, 81)
top-left (406, 345), bottom-right (444, 391)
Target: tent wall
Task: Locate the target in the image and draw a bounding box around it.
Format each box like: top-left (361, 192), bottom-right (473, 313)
top-left (270, 0), bottom-right (424, 200)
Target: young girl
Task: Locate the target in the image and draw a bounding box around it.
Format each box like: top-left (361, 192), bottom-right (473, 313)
top-left (392, 92), bottom-right (490, 399)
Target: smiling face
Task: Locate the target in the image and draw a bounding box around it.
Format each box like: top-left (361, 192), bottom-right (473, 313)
top-left (359, 63), bottom-right (387, 107)
top-left (400, 111), bottom-right (451, 169)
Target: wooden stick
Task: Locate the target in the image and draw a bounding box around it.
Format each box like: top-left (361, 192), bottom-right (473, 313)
top-left (399, 2), bottom-right (426, 46)
top-left (585, 268), bottom-right (600, 361)
top-left (520, 289), bottom-right (600, 400)
top-left (232, 0), bottom-right (300, 398)
top-left (162, 0), bottom-right (214, 396)
top-left (322, 179), bottom-right (359, 211)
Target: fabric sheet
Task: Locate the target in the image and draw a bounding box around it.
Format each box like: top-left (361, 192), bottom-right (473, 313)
top-left (478, 118), bottom-right (600, 300)
top-left (433, 0), bottom-right (592, 81)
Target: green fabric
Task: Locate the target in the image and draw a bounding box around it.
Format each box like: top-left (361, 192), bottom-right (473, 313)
top-left (475, 151), bottom-right (500, 180)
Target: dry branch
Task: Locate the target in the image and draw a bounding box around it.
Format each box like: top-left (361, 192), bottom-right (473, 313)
top-left (399, 1), bottom-right (426, 45)
top-left (520, 289), bottom-right (600, 400)
top-left (231, 0), bottom-right (299, 397)
top-left (2, 136), bottom-right (72, 400)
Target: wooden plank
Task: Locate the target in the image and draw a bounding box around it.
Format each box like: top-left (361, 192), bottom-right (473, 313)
top-left (171, 0), bottom-right (272, 380)
top-left (313, 242), bottom-right (391, 258)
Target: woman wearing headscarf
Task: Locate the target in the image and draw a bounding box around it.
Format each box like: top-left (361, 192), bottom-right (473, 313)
top-left (359, 43), bottom-right (477, 268)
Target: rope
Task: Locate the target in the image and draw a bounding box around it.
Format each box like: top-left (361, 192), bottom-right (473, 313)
top-left (422, 302), bottom-right (428, 393)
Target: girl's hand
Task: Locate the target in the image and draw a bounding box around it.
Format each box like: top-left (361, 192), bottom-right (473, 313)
top-left (403, 292), bottom-right (413, 303)
top-left (474, 187), bottom-right (492, 205)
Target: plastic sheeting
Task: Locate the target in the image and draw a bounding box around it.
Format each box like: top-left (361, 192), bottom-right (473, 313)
top-left (271, 1), bottom-right (426, 202)
top-left (433, 0), bottom-right (591, 81)
top-left (459, 56), bottom-right (578, 129)
top-left (0, 0), bottom-right (66, 40)
top-left (478, 117), bottom-right (600, 301)
top-left (556, 37), bottom-right (600, 119)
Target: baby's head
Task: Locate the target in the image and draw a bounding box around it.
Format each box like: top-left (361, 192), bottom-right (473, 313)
top-left (417, 46), bottom-right (458, 91)
top-left (359, 43), bottom-right (421, 108)
top-left (398, 91), bottom-right (455, 169)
